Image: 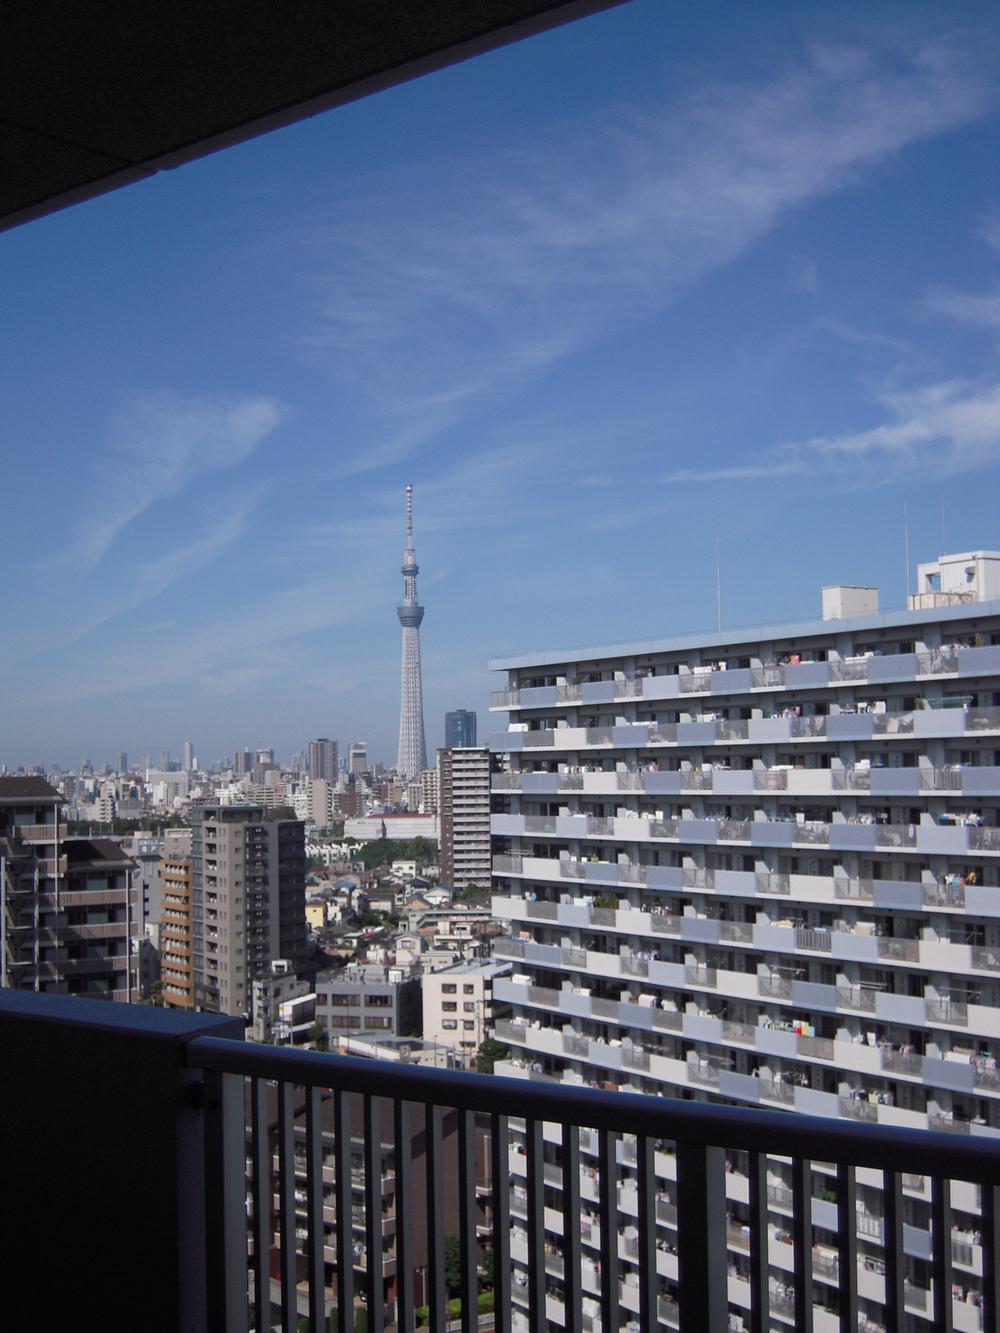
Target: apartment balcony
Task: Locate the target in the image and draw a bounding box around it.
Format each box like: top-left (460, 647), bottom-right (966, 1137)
top-left (8, 990), bottom-right (1000, 1333)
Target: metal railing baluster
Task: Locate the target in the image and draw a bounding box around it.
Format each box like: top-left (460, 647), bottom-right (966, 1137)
top-left (425, 1103), bottom-right (446, 1333)
top-left (305, 1086), bottom-right (325, 1331)
top-left (458, 1110), bottom-right (478, 1333)
top-left (983, 1181), bottom-right (1000, 1333)
top-left (394, 1099), bottom-right (414, 1333)
top-left (836, 1163), bottom-right (857, 1333)
top-left (747, 1151), bottom-right (768, 1333)
top-left (676, 1141), bottom-right (727, 1333)
top-left (597, 1127), bottom-right (620, 1333)
top-left (277, 1080), bottom-right (297, 1333)
top-left (491, 1113), bottom-right (511, 1333)
top-left (882, 1170), bottom-right (904, 1333)
top-left (931, 1175), bottom-right (954, 1333)
top-left (561, 1123), bottom-right (582, 1333)
top-left (637, 1135), bottom-right (656, 1333)
top-left (791, 1155), bottom-right (813, 1333)
top-left (526, 1117), bottom-right (545, 1333)
top-left (334, 1091), bottom-right (355, 1330)
top-left (364, 1094), bottom-right (384, 1333)
top-left (251, 1077), bottom-right (270, 1333)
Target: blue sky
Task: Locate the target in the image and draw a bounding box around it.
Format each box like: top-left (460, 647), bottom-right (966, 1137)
top-left (3, 0), bottom-right (1000, 770)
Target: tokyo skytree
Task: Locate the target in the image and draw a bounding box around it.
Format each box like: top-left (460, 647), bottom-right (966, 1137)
top-left (396, 484), bottom-right (427, 778)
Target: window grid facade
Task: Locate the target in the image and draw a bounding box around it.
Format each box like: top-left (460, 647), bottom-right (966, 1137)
top-left (490, 596), bottom-right (1000, 1332)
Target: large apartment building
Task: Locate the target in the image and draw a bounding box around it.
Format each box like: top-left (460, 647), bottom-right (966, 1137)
top-left (191, 804), bottom-right (307, 1017)
top-left (489, 553), bottom-right (1000, 1333)
top-left (0, 776), bottom-right (136, 999)
top-left (438, 746), bottom-right (492, 890)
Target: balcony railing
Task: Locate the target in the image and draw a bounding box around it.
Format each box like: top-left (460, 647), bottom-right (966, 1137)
top-left (9, 991), bottom-right (1000, 1333)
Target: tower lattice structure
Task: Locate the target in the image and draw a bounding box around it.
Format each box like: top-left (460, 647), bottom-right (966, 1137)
top-left (396, 484), bottom-right (428, 779)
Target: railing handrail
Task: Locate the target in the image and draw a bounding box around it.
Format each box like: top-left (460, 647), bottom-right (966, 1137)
top-left (184, 1034), bottom-right (1000, 1179)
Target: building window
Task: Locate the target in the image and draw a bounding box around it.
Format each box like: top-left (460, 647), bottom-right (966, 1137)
top-left (442, 1020), bottom-right (457, 1030)
top-left (441, 984), bottom-right (457, 994)
top-left (463, 1021), bottom-right (475, 1030)
top-left (364, 994), bottom-right (392, 1006)
top-left (326, 994), bottom-right (361, 1006)
top-left (463, 1002), bottom-right (476, 1013)
top-left (364, 1017), bottom-right (392, 1030)
top-left (442, 1002), bottom-right (457, 1013)
top-left (463, 984), bottom-right (475, 994)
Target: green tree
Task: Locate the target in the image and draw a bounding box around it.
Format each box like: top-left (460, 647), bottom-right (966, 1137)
top-left (307, 1019), bottom-right (328, 1051)
top-left (479, 1246), bottom-right (495, 1291)
top-left (474, 1036), bottom-right (509, 1075)
top-left (443, 1235), bottom-right (462, 1298)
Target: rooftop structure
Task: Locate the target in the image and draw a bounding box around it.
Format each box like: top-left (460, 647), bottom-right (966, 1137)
top-left (489, 560), bottom-right (1000, 1330)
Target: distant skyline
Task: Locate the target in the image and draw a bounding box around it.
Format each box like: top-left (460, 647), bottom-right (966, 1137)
top-left (3, 0), bottom-right (1000, 768)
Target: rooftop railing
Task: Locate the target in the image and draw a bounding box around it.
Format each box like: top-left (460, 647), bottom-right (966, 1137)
top-left (7, 991), bottom-right (1000, 1333)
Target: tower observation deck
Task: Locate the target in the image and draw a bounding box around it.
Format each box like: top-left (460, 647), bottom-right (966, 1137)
top-left (396, 484), bottom-right (428, 779)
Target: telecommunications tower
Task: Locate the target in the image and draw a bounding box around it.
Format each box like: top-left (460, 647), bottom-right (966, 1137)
top-left (396, 484), bottom-right (427, 778)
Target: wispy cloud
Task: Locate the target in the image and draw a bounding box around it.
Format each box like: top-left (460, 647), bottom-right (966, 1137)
top-left (666, 378), bottom-right (1000, 485)
top-left (789, 257), bottom-right (821, 296)
top-left (295, 34), bottom-right (993, 469)
top-left (924, 283), bottom-right (1000, 330)
top-left (72, 391), bottom-right (289, 564)
top-left (979, 209), bottom-right (1000, 253)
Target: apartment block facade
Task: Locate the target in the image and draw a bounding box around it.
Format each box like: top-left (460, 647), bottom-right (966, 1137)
top-left (0, 776), bottom-right (136, 999)
top-left (489, 560), bottom-right (1000, 1332)
top-left (438, 746), bottom-right (492, 890)
top-left (191, 804), bottom-right (307, 1017)
top-left (160, 839), bottom-right (194, 1009)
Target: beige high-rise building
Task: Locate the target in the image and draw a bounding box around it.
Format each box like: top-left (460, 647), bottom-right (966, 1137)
top-left (438, 746), bottom-right (492, 889)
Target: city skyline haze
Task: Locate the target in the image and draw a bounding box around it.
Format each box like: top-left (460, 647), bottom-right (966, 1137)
top-left (2, 0), bottom-right (1000, 768)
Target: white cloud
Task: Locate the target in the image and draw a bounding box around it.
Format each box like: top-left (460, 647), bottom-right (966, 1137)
top-left (924, 283), bottom-right (1000, 329)
top-left (74, 391), bottom-right (289, 564)
top-left (789, 257), bottom-right (821, 296)
top-left (979, 209), bottom-right (1000, 253)
top-left (665, 378), bottom-right (1000, 485)
top-left (295, 33), bottom-right (992, 470)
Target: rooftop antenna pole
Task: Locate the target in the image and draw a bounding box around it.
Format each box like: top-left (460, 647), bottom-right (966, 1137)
top-left (903, 497), bottom-right (911, 604)
top-left (715, 527), bottom-right (722, 633)
top-left (406, 483), bottom-right (414, 546)
top-left (940, 494), bottom-right (946, 554)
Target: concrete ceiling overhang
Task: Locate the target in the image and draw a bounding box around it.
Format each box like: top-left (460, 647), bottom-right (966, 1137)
top-left (0, 0), bottom-right (629, 233)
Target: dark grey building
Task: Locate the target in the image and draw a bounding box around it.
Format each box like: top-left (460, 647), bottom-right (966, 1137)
top-left (444, 709), bottom-right (477, 748)
top-left (307, 737), bottom-right (338, 783)
top-left (191, 803), bottom-right (307, 1017)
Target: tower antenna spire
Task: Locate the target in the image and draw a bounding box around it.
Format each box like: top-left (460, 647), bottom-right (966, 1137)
top-left (396, 484), bottom-right (427, 778)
